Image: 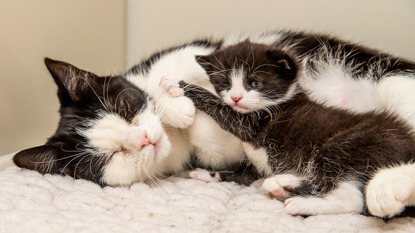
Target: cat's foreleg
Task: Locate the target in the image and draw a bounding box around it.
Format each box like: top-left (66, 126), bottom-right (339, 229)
top-left (283, 181), bottom-right (364, 216)
top-left (366, 163), bottom-right (415, 218)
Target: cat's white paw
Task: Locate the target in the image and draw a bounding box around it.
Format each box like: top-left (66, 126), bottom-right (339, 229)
top-left (262, 174), bottom-right (303, 200)
top-left (366, 168), bottom-right (415, 218)
top-left (188, 168), bottom-right (221, 182)
top-left (160, 76), bottom-right (184, 97)
top-left (161, 96), bottom-right (195, 128)
top-left (158, 76), bottom-right (195, 128)
top-left (284, 197), bottom-right (320, 216)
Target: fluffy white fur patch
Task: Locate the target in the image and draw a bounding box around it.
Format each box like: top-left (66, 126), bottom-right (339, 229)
top-left (366, 163), bottom-right (415, 218)
top-left (284, 181), bottom-right (364, 216)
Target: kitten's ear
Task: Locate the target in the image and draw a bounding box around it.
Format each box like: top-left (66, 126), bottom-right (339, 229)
top-left (44, 58), bottom-right (99, 102)
top-left (195, 55), bottom-right (213, 73)
top-left (13, 143), bottom-right (66, 174)
top-left (265, 50), bottom-right (297, 72)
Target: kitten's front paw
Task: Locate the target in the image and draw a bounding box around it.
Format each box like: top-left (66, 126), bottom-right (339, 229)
top-left (160, 76), bottom-right (184, 97)
top-left (366, 168), bottom-right (415, 218)
top-left (284, 197), bottom-right (319, 216)
top-left (262, 174), bottom-right (303, 200)
top-left (188, 168), bottom-right (221, 183)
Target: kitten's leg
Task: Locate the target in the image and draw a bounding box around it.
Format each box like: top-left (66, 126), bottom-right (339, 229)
top-left (188, 168), bottom-right (221, 182)
top-left (262, 174), bottom-right (307, 200)
top-left (284, 181), bottom-right (364, 216)
top-left (366, 164), bottom-right (415, 218)
top-left (156, 77), bottom-right (195, 128)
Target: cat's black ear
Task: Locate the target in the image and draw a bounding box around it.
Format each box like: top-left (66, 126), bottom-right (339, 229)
top-left (195, 55), bottom-right (213, 73)
top-left (13, 143), bottom-right (66, 174)
top-left (44, 58), bottom-right (99, 102)
top-left (265, 50), bottom-right (298, 72)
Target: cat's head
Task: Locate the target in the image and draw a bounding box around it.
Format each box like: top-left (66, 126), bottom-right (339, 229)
top-left (196, 41), bottom-right (299, 113)
top-left (13, 58), bottom-right (171, 186)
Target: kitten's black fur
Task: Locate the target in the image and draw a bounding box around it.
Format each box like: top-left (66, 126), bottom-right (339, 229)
top-left (196, 40), bottom-right (298, 100)
top-left (266, 30), bottom-right (415, 79)
top-left (180, 44), bottom-right (415, 199)
top-left (14, 58), bottom-right (149, 185)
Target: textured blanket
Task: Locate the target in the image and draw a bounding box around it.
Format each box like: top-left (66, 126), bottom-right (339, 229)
top-left (1, 166), bottom-right (415, 233)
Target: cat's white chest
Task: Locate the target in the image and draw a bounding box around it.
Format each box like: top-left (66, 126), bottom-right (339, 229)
top-left (188, 111), bottom-right (244, 168)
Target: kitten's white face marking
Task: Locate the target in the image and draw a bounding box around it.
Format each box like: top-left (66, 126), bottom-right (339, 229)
top-left (82, 100), bottom-right (171, 186)
top-left (221, 68), bottom-right (275, 113)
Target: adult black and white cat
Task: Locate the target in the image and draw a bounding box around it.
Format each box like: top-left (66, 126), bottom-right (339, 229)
top-left (176, 41), bottom-right (415, 217)
top-left (13, 40), bottom-right (256, 186)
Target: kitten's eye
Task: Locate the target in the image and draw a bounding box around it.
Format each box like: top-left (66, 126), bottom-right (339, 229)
top-left (220, 82), bottom-right (230, 88)
top-left (249, 81), bottom-right (262, 88)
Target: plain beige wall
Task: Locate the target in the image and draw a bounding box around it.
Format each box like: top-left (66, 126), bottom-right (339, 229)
top-left (0, 1), bottom-right (126, 155)
top-left (127, 0), bottom-right (415, 67)
top-left (2, 0), bottom-right (415, 156)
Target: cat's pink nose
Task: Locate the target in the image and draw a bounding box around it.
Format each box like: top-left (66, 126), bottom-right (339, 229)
top-left (231, 96), bottom-right (243, 103)
top-left (127, 129), bottom-right (152, 151)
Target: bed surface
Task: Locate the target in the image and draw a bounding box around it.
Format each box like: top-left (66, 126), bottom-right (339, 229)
top-left (1, 161), bottom-right (415, 233)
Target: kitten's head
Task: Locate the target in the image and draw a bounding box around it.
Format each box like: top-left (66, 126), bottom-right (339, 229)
top-left (13, 58), bottom-right (171, 186)
top-left (196, 41), bottom-right (299, 113)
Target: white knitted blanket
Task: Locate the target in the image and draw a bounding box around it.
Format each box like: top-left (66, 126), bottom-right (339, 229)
top-left (1, 165), bottom-right (415, 233)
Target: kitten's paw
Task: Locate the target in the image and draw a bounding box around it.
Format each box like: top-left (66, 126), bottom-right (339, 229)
top-left (262, 174), bottom-right (303, 200)
top-left (188, 168), bottom-right (221, 183)
top-left (160, 76), bottom-right (184, 97)
top-left (284, 197), bottom-right (319, 216)
top-left (366, 168), bottom-right (415, 218)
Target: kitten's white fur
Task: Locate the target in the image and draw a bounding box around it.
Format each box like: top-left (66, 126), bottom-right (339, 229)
top-left (242, 143), bottom-right (272, 176)
top-left (262, 174), bottom-right (305, 200)
top-left (284, 181), bottom-right (363, 215)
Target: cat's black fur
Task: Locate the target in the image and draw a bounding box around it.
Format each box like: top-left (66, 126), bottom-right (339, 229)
top-left (14, 58), bottom-right (149, 185)
top-left (179, 44), bottom-right (415, 198)
top-left (127, 39), bottom-right (222, 76)
top-left (265, 30), bottom-right (415, 79)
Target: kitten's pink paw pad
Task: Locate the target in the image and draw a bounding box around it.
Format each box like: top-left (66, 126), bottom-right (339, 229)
top-left (189, 168), bottom-right (221, 183)
top-left (160, 76), bottom-right (184, 97)
top-left (262, 174), bottom-right (303, 200)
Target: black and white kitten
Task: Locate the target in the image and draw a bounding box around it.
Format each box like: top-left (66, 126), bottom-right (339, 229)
top-left (174, 41), bottom-right (415, 217)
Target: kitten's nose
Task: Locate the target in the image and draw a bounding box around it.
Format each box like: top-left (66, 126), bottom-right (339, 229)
top-left (127, 129), bottom-right (152, 151)
top-left (231, 96), bottom-right (243, 103)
